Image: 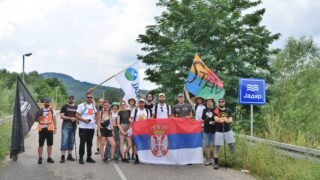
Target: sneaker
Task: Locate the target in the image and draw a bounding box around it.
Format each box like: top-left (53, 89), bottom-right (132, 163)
top-left (38, 157), bottom-right (42, 164)
top-left (79, 158), bottom-right (84, 164)
top-left (214, 164), bottom-right (219, 170)
top-left (131, 153), bottom-right (135, 160)
top-left (67, 154), bottom-right (75, 161)
top-left (47, 157), bottom-right (54, 163)
top-left (121, 158), bottom-right (129, 163)
top-left (204, 159), bottom-right (212, 166)
top-left (86, 157), bottom-right (96, 163)
top-left (60, 156), bottom-right (65, 163)
top-left (126, 153), bottom-right (131, 160)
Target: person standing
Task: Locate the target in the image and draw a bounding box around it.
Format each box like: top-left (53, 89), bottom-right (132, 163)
top-left (37, 98), bottom-right (57, 164)
top-left (185, 88), bottom-right (206, 121)
top-left (76, 92), bottom-right (98, 164)
top-left (59, 96), bottom-right (77, 163)
top-left (106, 102), bottom-right (120, 162)
top-left (213, 98), bottom-right (235, 169)
top-left (95, 98), bottom-right (105, 155)
top-left (117, 100), bottom-right (131, 163)
top-left (127, 98), bottom-right (136, 160)
top-left (171, 93), bottom-right (193, 118)
top-left (152, 93), bottom-right (171, 119)
top-left (202, 97), bottom-right (218, 166)
top-left (145, 93), bottom-right (154, 116)
top-left (97, 102), bottom-right (116, 162)
top-left (131, 98), bottom-right (151, 164)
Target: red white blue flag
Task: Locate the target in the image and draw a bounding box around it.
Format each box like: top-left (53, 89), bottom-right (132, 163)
top-left (132, 118), bottom-right (203, 165)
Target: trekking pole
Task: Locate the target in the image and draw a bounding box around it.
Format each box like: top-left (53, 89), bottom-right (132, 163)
top-left (223, 123), bottom-right (226, 170)
top-left (74, 128), bottom-right (78, 162)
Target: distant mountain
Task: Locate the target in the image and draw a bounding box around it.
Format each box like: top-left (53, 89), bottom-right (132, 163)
top-left (41, 72), bottom-right (148, 102)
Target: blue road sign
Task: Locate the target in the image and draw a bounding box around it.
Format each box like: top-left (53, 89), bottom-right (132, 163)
top-left (239, 78), bottom-right (266, 105)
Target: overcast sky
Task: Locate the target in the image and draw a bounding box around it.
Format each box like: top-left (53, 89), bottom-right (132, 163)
top-left (0, 0), bottom-right (319, 90)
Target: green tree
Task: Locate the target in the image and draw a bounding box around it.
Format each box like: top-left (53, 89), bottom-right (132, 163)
top-left (137, 0), bottom-right (279, 106)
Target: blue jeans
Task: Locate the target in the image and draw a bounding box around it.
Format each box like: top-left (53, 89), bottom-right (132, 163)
top-left (61, 128), bottom-right (75, 151)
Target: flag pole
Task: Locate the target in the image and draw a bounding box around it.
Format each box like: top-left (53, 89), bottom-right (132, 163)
top-left (89, 61), bottom-right (139, 92)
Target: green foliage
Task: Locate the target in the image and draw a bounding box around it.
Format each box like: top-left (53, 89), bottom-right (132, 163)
top-left (137, 0), bottom-right (279, 106)
top-left (0, 122), bottom-right (12, 161)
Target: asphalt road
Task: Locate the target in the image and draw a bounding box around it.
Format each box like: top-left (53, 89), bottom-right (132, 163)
top-left (0, 113), bottom-right (254, 180)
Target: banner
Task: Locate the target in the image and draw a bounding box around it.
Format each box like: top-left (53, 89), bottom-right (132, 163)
top-left (132, 118), bottom-right (203, 165)
top-left (10, 77), bottom-right (40, 160)
top-left (115, 62), bottom-right (139, 101)
top-left (185, 55), bottom-right (225, 103)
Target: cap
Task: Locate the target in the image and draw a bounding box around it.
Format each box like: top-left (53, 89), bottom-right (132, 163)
top-left (178, 93), bottom-right (184, 97)
top-left (127, 98), bottom-right (136, 104)
top-left (111, 102), bottom-right (119, 107)
top-left (138, 98), bottom-right (145, 103)
top-left (158, 93), bottom-right (165, 97)
top-left (195, 96), bottom-right (204, 101)
top-left (43, 98), bottom-right (51, 103)
top-left (68, 95), bottom-right (75, 100)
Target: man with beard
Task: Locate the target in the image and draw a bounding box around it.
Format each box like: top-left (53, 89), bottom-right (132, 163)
top-left (145, 93), bottom-right (154, 116)
top-left (152, 93), bottom-right (171, 119)
top-left (76, 92), bottom-right (98, 164)
top-left (37, 98), bottom-right (57, 164)
top-left (95, 98), bottom-right (105, 155)
top-left (59, 96), bottom-right (77, 163)
top-left (213, 98), bottom-right (235, 169)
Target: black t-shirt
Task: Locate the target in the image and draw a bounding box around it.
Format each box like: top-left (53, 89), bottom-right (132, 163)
top-left (214, 108), bottom-right (232, 132)
top-left (61, 104), bottom-right (78, 129)
top-left (202, 108), bottom-right (219, 133)
top-left (145, 103), bottom-right (154, 115)
top-left (118, 110), bottom-right (131, 125)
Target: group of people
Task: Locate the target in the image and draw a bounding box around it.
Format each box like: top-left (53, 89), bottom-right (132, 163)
top-left (36, 90), bottom-right (235, 169)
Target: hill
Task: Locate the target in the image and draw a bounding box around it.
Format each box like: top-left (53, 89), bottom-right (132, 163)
top-left (41, 72), bottom-right (148, 102)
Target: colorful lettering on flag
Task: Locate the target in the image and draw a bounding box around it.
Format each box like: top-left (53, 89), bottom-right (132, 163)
top-left (185, 55), bottom-right (225, 103)
top-left (133, 118), bottom-right (203, 165)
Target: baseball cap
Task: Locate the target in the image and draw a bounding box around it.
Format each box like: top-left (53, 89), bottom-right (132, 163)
top-left (68, 95), bottom-right (75, 100)
top-left (177, 93), bottom-right (184, 97)
top-left (43, 98), bottom-right (51, 103)
top-left (138, 98), bottom-right (145, 103)
top-left (111, 102), bottom-right (119, 107)
top-left (158, 93), bottom-right (165, 97)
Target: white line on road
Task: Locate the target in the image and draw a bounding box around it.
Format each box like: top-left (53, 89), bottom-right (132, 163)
top-left (113, 163), bottom-right (127, 180)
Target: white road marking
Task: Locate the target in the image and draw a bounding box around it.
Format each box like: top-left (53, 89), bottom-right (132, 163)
top-left (113, 163), bottom-right (127, 180)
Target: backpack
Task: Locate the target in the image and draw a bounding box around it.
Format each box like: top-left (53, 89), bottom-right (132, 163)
top-left (133, 108), bottom-right (151, 121)
top-left (154, 103), bottom-right (170, 119)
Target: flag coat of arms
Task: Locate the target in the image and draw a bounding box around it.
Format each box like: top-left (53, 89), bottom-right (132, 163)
top-left (185, 55), bottom-right (225, 103)
top-left (132, 118), bottom-right (203, 165)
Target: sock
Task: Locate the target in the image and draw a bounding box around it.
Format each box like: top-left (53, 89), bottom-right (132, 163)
top-left (214, 158), bottom-right (219, 165)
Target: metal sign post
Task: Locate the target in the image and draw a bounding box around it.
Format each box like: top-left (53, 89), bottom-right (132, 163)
top-left (239, 78), bottom-right (266, 137)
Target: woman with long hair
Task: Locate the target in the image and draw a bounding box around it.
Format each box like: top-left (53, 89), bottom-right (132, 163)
top-left (117, 100), bottom-right (131, 163)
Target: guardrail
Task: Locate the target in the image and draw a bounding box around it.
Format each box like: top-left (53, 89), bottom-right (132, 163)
top-left (239, 134), bottom-right (320, 162)
top-left (0, 115), bottom-right (12, 126)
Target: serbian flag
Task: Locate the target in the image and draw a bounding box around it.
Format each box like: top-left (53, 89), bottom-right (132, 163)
top-left (185, 55), bottom-right (225, 104)
top-left (132, 118), bottom-right (203, 165)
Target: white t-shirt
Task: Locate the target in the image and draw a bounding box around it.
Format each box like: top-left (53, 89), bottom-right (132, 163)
top-left (194, 104), bottom-right (206, 121)
top-left (152, 103), bottom-right (171, 119)
top-left (134, 108), bottom-right (150, 121)
top-left (111, 111), bottom-right (118, 126)
top-left (76, 103), bottom-right (97, 129)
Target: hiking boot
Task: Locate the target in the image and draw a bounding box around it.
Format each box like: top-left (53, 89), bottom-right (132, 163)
top-left (47, 157), bottom-right (54, 163)
top-left (38, 157), bottom-right (42, 164)
top-left (121, 158), bottom-right (129, 163)
top-left (86, 157), bottom-right (96, 163)
top-left (214, 164), bottom-right (219, 170)
top-left (67, 154), bottom-right (75, 161)
top-left (204, 159), bottom-right (212, 166)
top-left (60, 156), bottom-right (65, 163)
top-left (131, 153), bottom-right (135, 160)
top-left (79, 158), bottom-right (84, 164)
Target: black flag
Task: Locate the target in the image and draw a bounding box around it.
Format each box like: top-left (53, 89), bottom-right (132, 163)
top-left (10, 77), bottom-right (40, 160)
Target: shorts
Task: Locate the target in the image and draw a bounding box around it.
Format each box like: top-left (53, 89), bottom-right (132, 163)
top-left (39, 128), bottom-right (53, 146)
top-left (215, 131), bottom-right (235, 146)
top-left (100, 128), bottom-right (113, 137)
top-left (120, 124), bottom-right (130, 132)
top-left (203, 132), bottom-right (215, 146)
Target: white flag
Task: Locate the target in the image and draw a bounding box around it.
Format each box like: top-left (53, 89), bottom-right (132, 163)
top-left (115, 62), bottom-right (139, 101)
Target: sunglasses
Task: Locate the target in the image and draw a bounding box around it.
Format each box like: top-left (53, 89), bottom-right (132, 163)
top-left (87, 97), bottom-right (93, 99)
top-left (160, 106), bottom-right (163, 112)
top-left (219, 101), bottom-right (224, 103)
top-left (120, 103), bottom-right (126, 106)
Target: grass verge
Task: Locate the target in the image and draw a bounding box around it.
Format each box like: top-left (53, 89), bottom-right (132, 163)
top-left (0, 121), bottom-right (12, 162)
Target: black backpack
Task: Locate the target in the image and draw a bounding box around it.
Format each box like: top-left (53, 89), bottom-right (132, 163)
top-left (133, 108), bottom-right (151, 121)
top-left (154, 103), bottom-right (170, 119)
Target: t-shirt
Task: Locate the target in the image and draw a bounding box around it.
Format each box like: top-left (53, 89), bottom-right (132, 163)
top-left (202, 108), bottom-right (219, 133)
top-left (194, 104), bottom-right (206, 121)
top-left (39, 108), bottom-right (56, 127)
top-left (111, 111), bottom-right (118, 127)
top-left (76, 103), bottom-right (97, 129)
top-left (60, 104), bottom-right (77, 129)
top-left (134, 108), bottom-right (150, 121)
top-left (145, 103), bottom-right (154, 116)
top-left (118, 110), bottom-right (131, 124)
top-left (152, 103), bottom-right (171, 119)
top-left (214, 108), bottom-right (232, 132)
top-left (172, 103), bottom-right (192, 118)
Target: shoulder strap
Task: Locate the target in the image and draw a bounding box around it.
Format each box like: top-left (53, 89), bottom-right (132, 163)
top-left (166, 104), bottom-right (170, 117)
top-left (195, 104), bottom-right (199, 113)
top-left (154, 103), bottom-right (158, 119)
top-left (80, 103), bottom-right (87, 116)
top-left (134, 108), bottom-right (138, 122)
